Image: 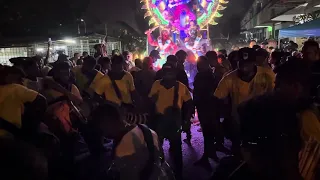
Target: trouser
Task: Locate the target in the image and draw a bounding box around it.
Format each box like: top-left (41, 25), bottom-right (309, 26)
top-left (158, 132), bottom-right (183, 179)
top-left (155, 114), bottom-right (183, 179)
top-left (224, 117), bottom-right (241, 157)
top-left (197, 104), bottom-right (223, 157)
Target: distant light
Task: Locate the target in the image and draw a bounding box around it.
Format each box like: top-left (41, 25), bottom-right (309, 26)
top-left (63, 39), bottom-right (76, 44)
top-left (81, 19), bottom-right (84, 22)
top-left (36, 48), bottom-right (44, 52)
top-left (55, 46), bottom-right (66, 49)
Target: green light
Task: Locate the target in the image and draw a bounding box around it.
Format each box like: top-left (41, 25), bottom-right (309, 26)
top-left (198, 2), bottom-right (214, 25)
top-left (267, 26), bottom-right (273, 32)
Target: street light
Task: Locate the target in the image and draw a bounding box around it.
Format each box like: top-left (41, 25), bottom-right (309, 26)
top-left (81, 19), bottom-right (87, 34)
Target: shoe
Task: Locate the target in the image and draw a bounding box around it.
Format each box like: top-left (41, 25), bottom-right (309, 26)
top-left (194, 157), bottom-right (213, 172)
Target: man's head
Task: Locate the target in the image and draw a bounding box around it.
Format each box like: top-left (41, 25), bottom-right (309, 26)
top-left (205, 51), bottom-right (218, 67)
top-left (252, 45), bottom-right (261, 51)
top-left (52, 61), bottom-right (71, 84)
top-left (162, 62), bottom-right (177, 81)
top-left (122, 51), bottom-right (133, 61)
top-left (166, 55), bottom-right (178, 68)
top-left (82, 51), bottom-right (89, 58)
top-left (302, 40), bottom-right (319, 62)
top-left (149, 50), bottom-right (161, 62)
top-left (0, 66), bottom-right (25, 85)
top-left (74, 53), bottom-right (80, 59)
top-left (91, 103), bottom-right (124, 139)
top-left (197, 56), bottom-right (210, 72)
top-left (135, 59), bottom-right (143, 69)
top-left (249, 40), bottom-right (257, 48)
top-left (142, 57), bottom-right (154, 70)
top-left (218, 49), bottom-right (227, 57)
top-left (57, 54), bottom-right (69, 62)
top-left (98, 57), bottom-right (111, 71)
top-left (274, 58), bottom-right (311, 100)
top-left (237, 48), bottom-right (256, 74)
top-left (256, 48), bottom-right (269, 66)
top-left (82, 56), bottom-right (97, 73)
top-left (111, 55), bottom-right (125, 72)
top-left (23, 58), bottom-right (41, 78)
top-left (175, 50), bottom-right (188, 64)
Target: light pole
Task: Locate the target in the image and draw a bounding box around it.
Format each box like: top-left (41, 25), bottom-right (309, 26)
top-left (81, 19), bottom-right (87, 34)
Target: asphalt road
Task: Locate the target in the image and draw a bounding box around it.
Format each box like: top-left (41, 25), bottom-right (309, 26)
top-left (163, 124), bottom-right (229, 180)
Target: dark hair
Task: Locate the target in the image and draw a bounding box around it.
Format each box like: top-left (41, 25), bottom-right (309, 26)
top-left (135, 59), bottom-right (143, 69)
top-left (122, 51), bottom-right (130, 59)
top-left (0, 66), bottom-right (26, 85)
top-left (98, 57), bottom-right (111, 65)
top-left (256, 48), bottom-right (269, 58)
top-left (167, 55), bottom-right (178, 63)
top-left (175, 50), bottom-right (187, 59)
top-left (206, 51), bottom-right (218, 60)
top-left (275, 57), bottom-right (311, 87)
top-left (142, 57), bottom-right (153, 69)
top-left (252, 45), bottom-right (261, 50)
top-left (111, 55), bottom-right (125, 65)
top-left (302, 40), bottom-right (319, 52)
top-left (82, 51), bottom-right (88, 56)
top-left (91, 103), bottom-right (122, 127)
top-left (217, 54), bottom-right (226, 61)
top-left (83, 56), bottom-right (97, 66)
top-left (218, 49), bottom-right (227, 57)
top-left (74, 53), bottom-right (80, 57)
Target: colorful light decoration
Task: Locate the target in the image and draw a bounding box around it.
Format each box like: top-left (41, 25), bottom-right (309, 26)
top-left (141, 0), bottom-right (228, 28)
top-left (142, 0), bottom-right (228, 69)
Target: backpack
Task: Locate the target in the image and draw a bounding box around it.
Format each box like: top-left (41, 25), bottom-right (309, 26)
top-left (107, 125), bottom-right (175, 180)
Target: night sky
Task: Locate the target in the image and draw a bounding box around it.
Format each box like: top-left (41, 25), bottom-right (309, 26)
top-left (0, 0), bottom-right (253, 38)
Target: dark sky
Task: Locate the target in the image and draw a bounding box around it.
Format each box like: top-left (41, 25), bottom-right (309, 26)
top-left (0, 0), bottom-right (253, 39)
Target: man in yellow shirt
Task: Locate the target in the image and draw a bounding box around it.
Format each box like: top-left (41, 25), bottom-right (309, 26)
top-left (93, 55), bottom-right (140, 110)
top-left (149, 58), bottom-right (193, 180)
top-left (213, 47), bottom-right (275, 156)
top-left (0, 66), bottom-right (47, 139)
top-left (72, 56), bottom-right (104, 96)
top-left (237, 58), bottom-right (310, 180)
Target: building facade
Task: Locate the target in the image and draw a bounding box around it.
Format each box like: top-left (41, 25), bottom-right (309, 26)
top-left (240, 0), bottom-right (319, 42)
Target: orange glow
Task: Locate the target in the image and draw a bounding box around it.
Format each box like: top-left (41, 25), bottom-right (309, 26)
top-left (218, 58), bottom-right (222, 64)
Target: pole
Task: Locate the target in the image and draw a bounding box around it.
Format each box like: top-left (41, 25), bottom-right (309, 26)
top-left (105, 23), bottom-right (108, 36)
top-left (83, 21), bottom-right (87, 34)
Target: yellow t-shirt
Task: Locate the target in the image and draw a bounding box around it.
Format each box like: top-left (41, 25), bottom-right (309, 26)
top-left (72, 66), bottom-right (104, 93)
top-left (148, 80), bottom-right (192, 114)
top-left (0, 84), bottom-right (38, 137)
top-left (214, 66), bottom-right (275, 120)
top-left (300, 107), bottom-right (320, 142)
top-left (44, 84), bottom-right (82, 102)
top-left (94, 71), bottom-right (135, 106)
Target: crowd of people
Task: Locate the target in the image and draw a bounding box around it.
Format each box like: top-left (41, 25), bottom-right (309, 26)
top-left (0, 39), bottom-right (320, 180)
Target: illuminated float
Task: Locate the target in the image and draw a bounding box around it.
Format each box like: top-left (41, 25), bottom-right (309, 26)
top-left (141, 0), bottom-right (228, 68)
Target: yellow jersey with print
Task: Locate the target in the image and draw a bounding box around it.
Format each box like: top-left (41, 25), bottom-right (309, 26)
top-left (214, 66), bottom-right (275, 121)
top-left (0, 84), bottom-right (38, 137)
top-left (72, 66), bottom-right (104, 93)
top-left (94, 71), bottom-right (135, 106)
top-left (299, 106), bottom-right (320, 180)
top-left (300, 106), bottom-right (320, 142)
top-left (148, 80), bottom-right (192, 115)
